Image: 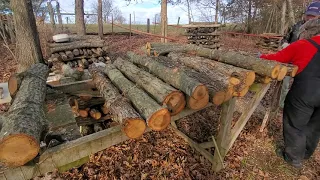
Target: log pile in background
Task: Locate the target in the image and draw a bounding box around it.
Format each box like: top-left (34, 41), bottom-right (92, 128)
top-left (182, 24), bottom-right (221, 50)
top-left (256, 33), bottom-right (282, 51)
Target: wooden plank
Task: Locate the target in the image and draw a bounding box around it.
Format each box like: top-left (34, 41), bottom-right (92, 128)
top-left (51, 79), bottom-right (98, 95)
top-left (212, 98), bottom-right (236, 171)
top-left (226, 84), bottom-right (270, 152)
top-left (199, 141), bottom-right (215, 149)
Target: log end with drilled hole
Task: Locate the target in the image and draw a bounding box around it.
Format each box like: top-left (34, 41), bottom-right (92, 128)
top-left (188, 93), bottom-right (209, 110)
top-left (245, 71), bottom-right (256, 86)
top-left (271, 64), bottom-right (281, 79)
top-left (147, 108), bottom-right (171, 131)
top-left (163, 91), bottom-right (186, 116)
top-left (229, 77), bottom-right (241, 86)
top-left (8, 74), bottom-right (19, 96)
top-left (191, 84), bottom-right (208, 100)
top-left (123, 118), bottom-right (147, 139)
top-left (233, 86), bottom-right (249, 97)
top-left (277, 66), bottom-right (288, 81)
top-left (0, 134), bottom-right (39, 167)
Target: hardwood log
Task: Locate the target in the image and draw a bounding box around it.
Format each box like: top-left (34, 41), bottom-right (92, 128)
top-left (50, 41), bottom-right (104, 54)
top-left (59, 52), bottom-right (68, 61)
top-left (83, 49), bottom-right (88, 56)
top-left (79, 49), bottom-right (84, 55)
top-left (89, 109), bottom-right (102, 120)
top-left (8, 73), bottom-right (24, 97)
top-left (255, 75), bottom-right (272, 84)
top-left (277, 65), bottom-right (288, 81)
top-left (87, 49), bottom-right (93, 56)
top-left (0, 63), bottom-right (49, 167)
top-left (89, 64), bottom-right (146, 138)
top-left (65, 51), bottom-right (74, 59)
top-left (281, 63), bottom-right (298, 77)
top-left (114, 58), bottom-right (186, 115)
top-left (103, 63), bottom-right (171, 131)
top-left (73, 49), bottom-right (80, 56)
top-left (149, 43), bottom-right (281, 79)
top-left (126, 52), bottom-right (209, 110)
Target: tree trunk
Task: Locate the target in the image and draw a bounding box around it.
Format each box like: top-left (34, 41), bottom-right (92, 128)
top-left (75, 0), bottom-right (86, 36)
top-left (149, 43), bottom-right (281, 79)
top-left (126, 52), bottom-right (209, 110)
top-left (287, 0), bottom-right (295, 25)
top-left (0, 63), bottom-right (49, 167)
top-left (98, 0), bottom-right (103, 39)
top-left (10, 0), bottom-right (44, 73)
top-left (280, 0), bottom-right (287, 34)
top-left (161, 0), bottom-right (167, 43)
top-left (215, 0), bottom-right (219, 24)
top-left (50, 41), bottom-right (104, 54)
top-left (56, 2), bottom-right (63, 31)
top-left (247, 0), bottom-right (252, 33)
top-left (113, 58), bottom-right (186, 115)
top-left (88, 64), bottom-right (146, 138)
top-left (47, 1), bottom-right (56, 30)
top-left (103, 64), bottom-right (171, 131)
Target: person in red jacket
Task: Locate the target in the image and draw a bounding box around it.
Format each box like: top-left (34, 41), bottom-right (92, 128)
top-left (260, 18), bottom-right (320, 168)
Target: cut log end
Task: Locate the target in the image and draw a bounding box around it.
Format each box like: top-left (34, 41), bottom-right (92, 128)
top-left (212, 91), bottom-right (226, 105)
top-left (229, 77), bottom-right (241, 86)
top-left (8, 74), bottom-right (18, 96)
top-left (163, 91), bottom-right (186, 116)
top-left (147, 108), bottom-right (171, 131)
top-left (233, 86), bottom-right (249, 97)
top-left (277, 66), bottom-right (288, 81)
top-left (245, 71), bottom-right (256, 86)
top-left (271, 64), bottom-right (281, 79)
top-left (0, 134), bottom-right (39, 167)
top-left (123, 118), bottom-right (146, 139)
top-left (188, 93), bottom-right (209, 110)
top-left (191, 84), bottom-right (208, 100)
top-left (79, 110), bottom-right (89, 118)
top-left (290, 66), bottom-right (298, 77)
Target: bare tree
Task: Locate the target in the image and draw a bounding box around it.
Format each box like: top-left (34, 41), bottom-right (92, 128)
top-left (113, 7), bottom-right (126, 24)
top-left (10, 0), bottom-right (44, 72)
top-left (98, 0), bottom-right (103, 38)
top-left (75, 0), bottom-right (86, 35)
top-left (91, 0), bottom-right (114, 23)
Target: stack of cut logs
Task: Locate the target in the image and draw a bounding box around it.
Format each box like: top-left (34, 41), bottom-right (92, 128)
top-left (47, 37), bottom-right (110, 82)
top-left (183, 24), bottom-right (221, 50)
top-left (256, 33), bottom-right (283, 51)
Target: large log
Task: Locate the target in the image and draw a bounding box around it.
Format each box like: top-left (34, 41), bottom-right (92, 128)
top-left (50, 41), bottom-right (104, 54)
top-left (89, 64), bottom-right (146, 138)
top-left (149, 43), bottom-right (281, 79)
top-left (103, 63), bottom-right (171, 131)
top-left (114, 58), bottom-right (186, 115)
top-left (126, 52), bottom-right (209, 110)
top-left (0, 63), bottom-right (49, 167)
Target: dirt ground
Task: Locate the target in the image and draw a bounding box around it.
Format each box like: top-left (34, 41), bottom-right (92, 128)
top-left (0, 34), bottom-right (319, 180)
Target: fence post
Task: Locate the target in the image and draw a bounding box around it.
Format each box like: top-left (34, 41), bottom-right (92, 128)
top-left (177, 17), bottom-right (180, 25)
top-left (112, 14), bottom-right (114, 35)
top-left (154, 14), bottom-right (157, 34)
top-left (129, 14), bottom-right (132, 39)
top-left (147, 18), bottom-right (150, 33)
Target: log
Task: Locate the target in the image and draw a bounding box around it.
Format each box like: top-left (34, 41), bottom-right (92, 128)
top-left (281, 63), bottom-right (298, 77)
top-left (89, 64), bottom-right (146, 138)
top-left (255, 75), bottom-right (272, 84)
top-left (81, 59), bottom-right (89, 69)
top-left (114, 58), bottom-right (186, 115)
top-left (0, 63), bottom-right (49, 167)
top-left (65, 51), bottom-right (74, 59)
top-left (83, 49), bottom-right (88, 56)
top-left (98, 57), bottom-right (105, 62)
top-left (103, 63), bottom-right (171, 131)
top-left (79, 49), bottom-right (84, 55)
top-left (149, 43), bottom-right (281, 79)
top-left (73, 49), bottom-right (80, 56)
top-left (61, 64), bottom-right (84, 80)
top-left (101, 104), bottom-right (109, 114)
top-left (89, 109), bottom-right (102, 120)
top-left (126, 52), bottom-right (209, 110)
top-left (79, 109), bottom-right (89, 118)
top-left (50, 41), bottom-right (105, 54)
top-left (69, 97), bottom-right (105, 109)
top-left (91, 48), bottom-right (103, 56)
top-left (277, 65), bottom-right (288, 81)
top-left (59, 52), bottom-right (68, 61)
top-left (8, 73), bottom-right (24, 97)
top-left (87, 49), bottom-right (93, 56)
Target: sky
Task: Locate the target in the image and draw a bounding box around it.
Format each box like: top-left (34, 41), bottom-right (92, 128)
top-left (55, 0), bottom-right (204, 24)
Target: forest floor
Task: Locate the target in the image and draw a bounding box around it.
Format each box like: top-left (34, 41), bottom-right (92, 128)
top-left (0, 33), bottom-right (319, 180)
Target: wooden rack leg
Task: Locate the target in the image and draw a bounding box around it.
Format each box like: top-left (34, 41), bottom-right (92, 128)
top-left (212, 97), bottom-right (236, 171)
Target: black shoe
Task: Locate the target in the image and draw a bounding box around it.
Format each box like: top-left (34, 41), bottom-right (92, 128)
top-left (275, 148), bottom-right (303, 169)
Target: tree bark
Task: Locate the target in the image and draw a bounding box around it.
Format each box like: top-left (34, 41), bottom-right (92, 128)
top-left (47, 1), bottom-right (55, 30)
top-left (10, 0), bottom-right (44, 72)
top-left (126, 52), bottom-right (209, 110)
top-left (56, 2), bottom-right (63, 31)
top-left (247, 0), bottom-right (252, 33)
top-left (103, 63), bottom-right (171, 131)
top-left (75, 0), bottom-right (86, 36)
top-left (50, 41), bottom-right (104, 54)
top-left (0, 63), bottom-right (49, 167)
top-left (161, 0), bottom-right (168, 43)
top-left (114, 58), bottom-right (186, 115)
top-left (149, 43), bottom-right (281, 79)
top-left (287, 0), bottom-right (295, 25)
top-left (89, 64), bottom-right (146, 138)
top-left (98, 0), bottom-right (103, 39)
top-left (280, 0), bottom-right (287, 34)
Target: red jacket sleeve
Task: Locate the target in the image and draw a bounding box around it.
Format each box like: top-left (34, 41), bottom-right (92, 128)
top-left (260, 41), bottom-right (300, 63)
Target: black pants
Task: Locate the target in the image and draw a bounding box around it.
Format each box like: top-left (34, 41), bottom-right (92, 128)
top-left (283, 87), bottom-right (320, 163)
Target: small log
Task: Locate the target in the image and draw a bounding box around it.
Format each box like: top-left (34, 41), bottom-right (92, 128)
top-left (76, 114), bottom-right (112, 126)
top-left (62, 64), bottom-right (84, 80)
top-left (59, 52), bottom-right (68, 61)
top-left (65, 51), bottom-right (74, 59)
top-left (89, 64), bottom-right (146, 138)
top-left (233, 86), bottom-right (249, 97)
top-left (90, 57), bottom-right (99, 63)
top-left (114, 58), bottom-right (186, 115)
top-left (0, 63), bottom-right (49, 167)
top-left (98, 57), bottom-right (105, 62)
top-left (103, 63), bottom-right (171, 131)
top-left (281, 63), bottom-right (298, 77)
top-left (91, 48), bottom-right (103, 56)
top-left (97, 47), bottom-right (104, 55)
top-left (70, 97), bottom-right (105, 109)
top-left (83, 49), bottom-right (88, 56)
top-left (73, 49), bottom-right (80, 56)
top-left (127, 52), bottom-right (209, 110)
top-left (150, 43), bottom-right (281, 79)
top-left (101, 105), bottom-right (109, 114)
top-left (79, 49), bottom-right (84, 55)
top-left (50, 41), bottom-right (104, 54)
top-left (82, 59), bottom-right (89, 69)
top-left (87, 49), bottom-right (93, 56)
top-left (79, 109), bottom-right (89, 118)
top-left (89, 109), bottom-right (102, 120)
top-left (8, 73), bottom-right (24, 97)
top-left (255, 75), bottom-right (272, 84)
top-left (277, 66), bottom-right (288, 81)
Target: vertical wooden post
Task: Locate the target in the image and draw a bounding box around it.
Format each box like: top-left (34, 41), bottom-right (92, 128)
top-left (112, 14), bottom-right (114, 35)
top-left (147, 18), bottom-right (150, 33)
top-left (129, 14), bottom-right (132, 39)
top-left (66, 17), bottom-right (69, 24)
top-left (47, 1), bottom-right (56, 30)
top-left (56, 1), bottom-right (63, 31)
top-left (161, 0), bottom-right (167, 43)
top-left (212, 97), bottom-right (236, 171)
top-left (177, 17), bottom-right (180, 25)
top-left (215, 0), bottom-right (219, 24)
top-left (154, 14), bottom-right (157, 34)
top-left (98, 0), bottom-right (103, 39)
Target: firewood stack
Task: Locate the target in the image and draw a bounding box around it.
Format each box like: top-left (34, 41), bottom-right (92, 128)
top-left (256, 33), bottom-right (283, 51)
top-left (182, 23), bottom-right (221, 50)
